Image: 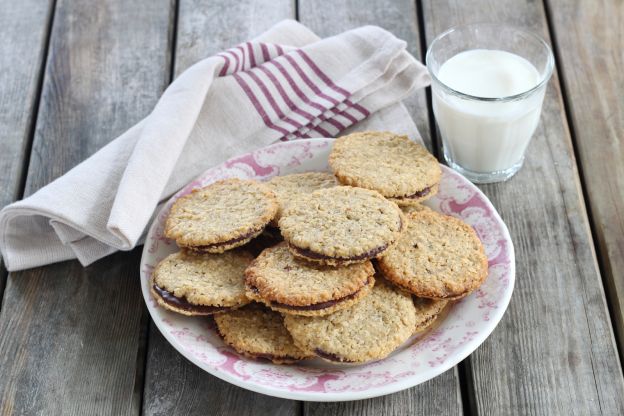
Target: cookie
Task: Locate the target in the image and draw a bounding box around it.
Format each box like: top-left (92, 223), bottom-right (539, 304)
top-left (413, 297), bottom-right (448, 332)
top-left (279, 186), bottom-right (405, 266)
top-left (284, 280), bottom-right (416, 363)
top-left (401, 203), bottom-right (433, 215)
top-left (267, 172), bottom-right (338, 224)
top-left (150, 250), bottom-right (253, 316)
top-left (164, 178), bottom-right (278, 253)
top-left (329, 131), bottom-right (441, 205)
top-left (390, 185), bottom-right (439, 207)
top-left (245, 243), bottom-right (375, 316)
top-left (214, 304), bottom-right (312, 364)
top-left (378, 210), bottom-right (488, 299)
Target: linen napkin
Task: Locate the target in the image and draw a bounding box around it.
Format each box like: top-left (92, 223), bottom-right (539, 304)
top-left (0, 20), bottom-right (430, 271)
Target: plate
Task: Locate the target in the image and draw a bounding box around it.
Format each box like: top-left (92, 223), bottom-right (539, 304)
top-left (140, 138), bottom-right (515, 401)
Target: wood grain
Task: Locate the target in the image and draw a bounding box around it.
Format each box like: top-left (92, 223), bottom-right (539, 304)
top-left (174, 0), bottom-right (296, 78)
top-left (0, 0), bottom-right (174, 414)
top-left (0, 252), bottom-right (145, 415)
top-left (298, 1), bottom-right (463, 414)
top-left (303, 372), bottom-right (462, 416)
top-left (0, 0), bottom-right (55, 298)
top-left (143, 324), bottom-right (300, 416)
top-left (421, 0), bottom-right (624, 414)
top-left (141, 1), bottom-right (297, 414)
top-left (545, 0), bottom-right (624, 361)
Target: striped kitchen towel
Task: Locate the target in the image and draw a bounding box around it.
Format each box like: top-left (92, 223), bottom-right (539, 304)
top-left (0, 20), bottom-right (430, 271)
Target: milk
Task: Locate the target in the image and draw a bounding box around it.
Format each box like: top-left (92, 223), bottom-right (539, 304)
top-left (432, 49), bottom-right (544, 174)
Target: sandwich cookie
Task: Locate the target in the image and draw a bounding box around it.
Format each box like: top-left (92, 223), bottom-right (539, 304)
top-left (164, 178), bottom-right (278, 253)
top-left (150, 250), bottom-right (253, 316)
top-left (284, 280), bottom-right (416, 363)
top-left (279, 186), bottom-right (405, 266)
top-left (214, 304), bottom-right (313, 364)
top-left (378, 210), bottom-right (488, 300)
top-left (266, 171), bottom-right (338, 224)
top-left (245, 243), bottom-right (375, 316)
top-left (401, 203), bottom-right (433, 215)
top-left (329, 131), bottom-right (441, 206)
top-left (413, 297), bottom-right (448, 333)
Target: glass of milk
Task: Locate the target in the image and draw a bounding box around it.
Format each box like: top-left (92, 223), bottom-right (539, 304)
top-left (426, 24), bottom-right (554, 183)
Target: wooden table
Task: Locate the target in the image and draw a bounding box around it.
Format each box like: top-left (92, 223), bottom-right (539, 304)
top-left (0, 0), bottom-right (622, 414)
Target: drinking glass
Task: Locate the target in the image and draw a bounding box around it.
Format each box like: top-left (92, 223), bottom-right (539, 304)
top-left (426, 24), bottom-right (554, 183)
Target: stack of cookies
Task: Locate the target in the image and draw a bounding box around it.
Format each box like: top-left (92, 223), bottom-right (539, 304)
top-left (151, 131), bottom-right (488, 365)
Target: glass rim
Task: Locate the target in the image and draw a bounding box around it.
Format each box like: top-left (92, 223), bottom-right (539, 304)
top-left (425, 23), bottom-right (555, 102)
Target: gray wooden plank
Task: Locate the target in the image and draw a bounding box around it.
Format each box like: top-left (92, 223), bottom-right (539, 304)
top-left (141, 1), bottom-right (299, 414)
top-left (421, 0), bottom-right (624, 414)
top-left (0, 0), bottom-right (55, 300)
top-left (173, 0), bottom-right (296, 78)
top-left (298, 1), bottom-right (463, 414)
top-left (0, 252), bottom-right (145, 415)
top-left (303, 369), bottom-right (462, 416)
top-left (144, 323), bottom-right (300, 416)
top-left (545, 0), bottom-right (624, 362)
top-left (0, 0), bottom-right (174, 414)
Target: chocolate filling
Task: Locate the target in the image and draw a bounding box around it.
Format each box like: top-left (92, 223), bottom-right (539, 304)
top-left (270, 296), bottom-right (353, 311)
top-left (314, 349), bottom-right (355, 363)
top-left (184, 227), bottom-right (264, 252)
top-left (397, 186), bottom-right (432, 200)
top-left (291, 244), bottom-right (389, 262)
top-left (289, 217), bottom-right (402, 263)
top-left (250, 276), bottom-right (372, 311)
top-left (248, 353), bottom-right (303, 363)
top-left (153, 284), bottom-right (230, 314)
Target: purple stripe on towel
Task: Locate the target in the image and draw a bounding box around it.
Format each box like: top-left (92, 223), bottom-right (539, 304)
top-left (295, 50), bottom-right (351, 98)
top-left (256, 66), bottom-right (316, 122)
top-left (226, 50), bottom-right (240, 73)
top-left (246, 42), bottom-right (257, 68)
top-left (244, 70), bottom-right (304, 129)
top-left (282, 53), bottom-right (340, 106)
top-left (233, 73), bottom-right (291, 136)
top-left (236, 45), bottom-right (246, 71)
top-left (218, 54), bottom-right (230, 76)
top-left (260, 43), bottom-right (271, 62)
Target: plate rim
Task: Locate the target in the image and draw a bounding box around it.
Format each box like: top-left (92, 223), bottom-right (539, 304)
top-left (139, 138), bottom-right (516, 402)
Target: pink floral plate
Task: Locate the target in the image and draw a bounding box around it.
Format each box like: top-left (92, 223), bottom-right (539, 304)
top-left (140, 138), bottom-right (515, 402)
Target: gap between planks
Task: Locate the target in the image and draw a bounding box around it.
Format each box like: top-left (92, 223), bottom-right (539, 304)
top-left (138, 0), bottom-right (180, 414)
top-left (541, 0), bottom-right (624, 368)
top-left (419, 0), bottom-right (624, 413)
top-left (414, 0), bottom-right (439, 158)
top-left (0, 0), bottom-right (57, 313)
top-left (0, 0), bottom-right (175, 413)
top-left (414, 1), bottom-right (475, 414)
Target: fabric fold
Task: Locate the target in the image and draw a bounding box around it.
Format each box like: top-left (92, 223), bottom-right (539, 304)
top-left (0, 20), bottom-right (430, 271)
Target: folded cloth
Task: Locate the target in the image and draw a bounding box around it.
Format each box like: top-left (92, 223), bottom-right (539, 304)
top-left (0, 20), bottom-right (430, 271)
